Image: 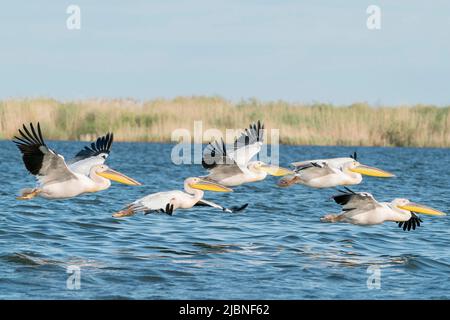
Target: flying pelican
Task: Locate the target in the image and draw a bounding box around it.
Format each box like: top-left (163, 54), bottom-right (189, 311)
top-left (13, 123), bottom-right (141, 200)
top-left (321, 188), bottom-right (445, 231)
top-left (201, 121), bottom-right (293, 187)
top-left (112, 177), bottom-right (247, 217)
top-left (277, 152), bottom-right (394, 189)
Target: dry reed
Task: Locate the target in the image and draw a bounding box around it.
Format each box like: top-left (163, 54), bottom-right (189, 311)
top-left (0, 97), bottom-right (449, 147)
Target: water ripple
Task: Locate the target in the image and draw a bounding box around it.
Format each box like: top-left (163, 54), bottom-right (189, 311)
top-left (0, 142), bottom-right (449, 299)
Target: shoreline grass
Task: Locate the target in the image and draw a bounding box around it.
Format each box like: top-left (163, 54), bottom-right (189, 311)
top-left (0, 97), bottom-right (449, 147)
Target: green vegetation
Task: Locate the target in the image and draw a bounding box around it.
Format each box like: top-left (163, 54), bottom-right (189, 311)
top-left (0, 97), bottom-right (449, 147)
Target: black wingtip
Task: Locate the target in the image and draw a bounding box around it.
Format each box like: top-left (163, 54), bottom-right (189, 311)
top-left (13, 122), bottom-right (47, 175)
top-left (202, 138), bottom-right (228, 170)
top-left (163, 203), bottom-right (174, 216)
top-left (397, 213), bottom-right (423, 232)
top-left (231, 203), bottom-right (249, 212)
top-left (343, 186), bottom-right (356, 194)
top-left (14, 122), bottom-right (47, 147)
top-left (74, 132), bottom-right (114, 160)
top-left (37, 122), bottom-right (44, 145)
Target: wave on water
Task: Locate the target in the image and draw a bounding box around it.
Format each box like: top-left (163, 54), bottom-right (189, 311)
top-left (1, 142), bottom-right (449, 299)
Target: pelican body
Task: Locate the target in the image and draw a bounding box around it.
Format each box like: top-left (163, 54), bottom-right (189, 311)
top-left (202, 121), bottom-right (293, 187)
top-left (27, 164), bottom-right (138, 199)
top-left (113, 177), bottom-right (247, 217)
top-left (278, 153), bottom-right (394, 189)
top-left (13, 123), bottom-right (141, 200)
top-left (321, 188), bottom-right (445, 231)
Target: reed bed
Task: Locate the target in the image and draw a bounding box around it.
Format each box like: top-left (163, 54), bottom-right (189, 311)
top-left (0, 97), bottom-right (449, 147)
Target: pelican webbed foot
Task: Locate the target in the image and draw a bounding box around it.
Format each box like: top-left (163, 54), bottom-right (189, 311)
top-left (320, 214), bottom-right (344, 223)
top-left (112, 205), bottom-right (137, 218)
top-left (16, 188), bottom-right (40, 200)
top-left (277, 175), bottom-right (301, 188)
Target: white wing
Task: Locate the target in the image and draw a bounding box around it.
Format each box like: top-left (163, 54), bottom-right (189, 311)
top-left (332, 189), bottom-right (381, 212)
top-left (195, 199), bottom-right (248, 213)
top-left (292, 160), bottom-right (338, 180)
top-left (292, 157), bottom-right (353, 169)
top-left (202, 138), bottom-right (236, 169)
top-left (204, 165), bottom-right (245, 183)
top-left (291, 157), bottom-right (356, 180)
top-left (227, 121), bottom-right (264, 167)
top-left (13, 123), bottom-right (77, 185)
top-left (68, 133), bottom-right (114, 176)
top-left (129, 190), bottom-right (188, 213)
top-left (202, 138), bottom-right (245, 182)
top-left (202, 121), bottom-right (264, 174)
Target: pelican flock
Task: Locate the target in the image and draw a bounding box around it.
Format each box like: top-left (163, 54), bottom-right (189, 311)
top-left (12, 121), bottom-right (445, 232)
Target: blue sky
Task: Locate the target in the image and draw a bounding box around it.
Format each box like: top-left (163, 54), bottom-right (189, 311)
top-left (1, 1), bottom-right (449, 105)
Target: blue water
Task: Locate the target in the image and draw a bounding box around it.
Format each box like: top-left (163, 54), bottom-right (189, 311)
top-left (0, 141), bottom-right (449, 299)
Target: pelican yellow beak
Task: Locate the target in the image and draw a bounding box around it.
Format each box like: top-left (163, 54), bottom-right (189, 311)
top-left (260, 164), bottom-right (295, 176)
top-left (349, 164), bottom-right (395, 178)
top-left (97, 169), bottom-right (142, 186)
top-left (397, 202), bottom-right (446, 216)
top-left (189, 179), bottom-right (233, 192)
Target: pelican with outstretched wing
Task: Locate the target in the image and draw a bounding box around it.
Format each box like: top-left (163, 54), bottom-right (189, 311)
top-left (13, 123), bottom-right (141, 200)
top-left (321, 187), bottom-right (445, 231)
top-left (277, 152), bottom-right (394, 188)
top-left (201, 121), bottom-right (293, 187)
top-left (112, 177), bottom-right (247, 217)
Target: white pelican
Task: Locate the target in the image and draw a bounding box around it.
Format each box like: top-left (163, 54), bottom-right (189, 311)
top-left (112, 177), bottom-right (247, 217)
top-left (321, 187), bottom-right (445, 231)
top-left (13, 123), bottom-right (141, 200)
top-left (277, 152), bottom-right (394, 188)
top-left (201, 121), bottom-right (293, 187)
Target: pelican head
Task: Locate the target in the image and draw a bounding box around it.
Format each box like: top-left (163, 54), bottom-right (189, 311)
top-left (393, 198), bottom-right (446, 216)
top-left (93, 165), bottom-right (142, 186)
top-left (346, 160), bottom-right (395, 178)
top-left (186, 177), bottom-right (232, 192)
top-left (249, 161), bottom-right (294, 176)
